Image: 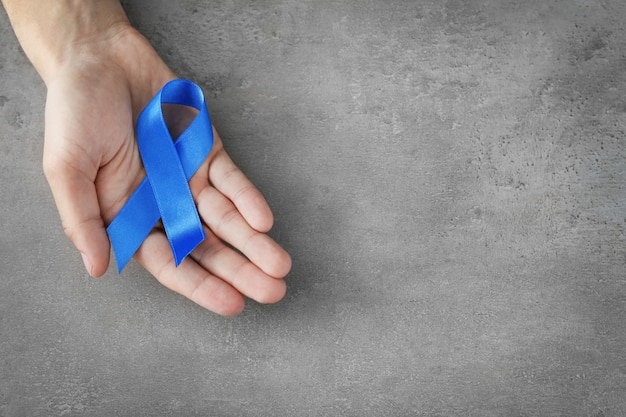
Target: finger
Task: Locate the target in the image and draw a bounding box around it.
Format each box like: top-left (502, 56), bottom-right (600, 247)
top-left (43, 157), bottom-right (110, 277)
top-left (194, 185), bottom-right (292, 279)
top-left (134, 230), bottom-right (245, 316)
top-left (208, 139), bottom-right (274, 233)
top-left (191, 227), bottom-right (287, 304)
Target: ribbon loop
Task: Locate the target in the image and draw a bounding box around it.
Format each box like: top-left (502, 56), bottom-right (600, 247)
top-left (107, 79), bottom-right (213, 273)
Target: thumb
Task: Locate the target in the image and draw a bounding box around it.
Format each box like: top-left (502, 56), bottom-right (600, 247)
top-left (43, 156), bottom-right (111, 277)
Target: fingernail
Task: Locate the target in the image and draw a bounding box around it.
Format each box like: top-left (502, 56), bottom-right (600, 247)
top-left (80, 252), bottom-right (93, 277)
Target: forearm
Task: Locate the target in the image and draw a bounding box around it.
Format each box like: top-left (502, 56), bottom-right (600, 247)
top-left (1, 0), bottom-right (129, 85)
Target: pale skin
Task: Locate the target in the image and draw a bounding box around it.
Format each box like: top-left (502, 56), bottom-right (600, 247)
top-left (2, 0), bottom-right (291, 316)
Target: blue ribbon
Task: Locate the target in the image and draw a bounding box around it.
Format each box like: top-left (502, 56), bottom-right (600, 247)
top-left (106, 79), bottom-right (213, 273)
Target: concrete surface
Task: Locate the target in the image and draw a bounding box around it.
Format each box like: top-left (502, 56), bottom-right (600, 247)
top-left (1, 0), bottom-right (626, 416)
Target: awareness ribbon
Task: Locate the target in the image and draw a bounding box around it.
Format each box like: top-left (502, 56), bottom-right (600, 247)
top-left (106, 79), bottom-right (213, 273)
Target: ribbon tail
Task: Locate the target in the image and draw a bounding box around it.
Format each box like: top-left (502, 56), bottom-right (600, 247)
top-left (106, 178), bottom-right (161, 273)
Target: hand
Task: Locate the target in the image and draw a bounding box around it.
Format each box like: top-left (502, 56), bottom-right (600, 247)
top-left (42, 24), bottom-right (291, 315)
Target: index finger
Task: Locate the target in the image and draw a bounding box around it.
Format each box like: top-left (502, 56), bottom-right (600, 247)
top-left (207, 130), bottom-right (274, 233)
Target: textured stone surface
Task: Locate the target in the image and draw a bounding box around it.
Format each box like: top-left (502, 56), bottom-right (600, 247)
top-left (1, 1), bottom-right (626, 416)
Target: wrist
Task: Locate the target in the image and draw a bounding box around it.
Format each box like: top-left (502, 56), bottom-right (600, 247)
top-left (3, 0), bottom-right (130, 85)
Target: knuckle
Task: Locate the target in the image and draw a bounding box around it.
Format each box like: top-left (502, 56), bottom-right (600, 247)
top-left (232, 184), bottom-right (257, 204)
top-left (197, 236), bottom-right (227, 261)
top-left (216, 206), bottom-right (239, 231)
top-left (218, 165), bottom-right (240, 189)
top-left (61, 221), bottom-right (78, 242)
top-left (61, 217), bottom-right (104, 245)
top-left (242, 231), bottom-right (261, 253)
top-left (155, 256), bottom-right (176, 284)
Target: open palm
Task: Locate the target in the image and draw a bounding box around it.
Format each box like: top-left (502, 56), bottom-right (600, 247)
top-left (42, 27), bottom-right (290, 315)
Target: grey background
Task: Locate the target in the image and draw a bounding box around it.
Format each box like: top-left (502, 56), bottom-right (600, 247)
top-left (1, 0), bottom-right (626, 416)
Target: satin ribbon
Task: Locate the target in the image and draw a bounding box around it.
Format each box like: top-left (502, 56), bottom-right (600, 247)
top-left (107, 79), bottom-right (213, 273)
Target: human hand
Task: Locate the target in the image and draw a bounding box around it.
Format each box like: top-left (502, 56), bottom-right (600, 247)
top-left (19, 10), bottom-right (290, 315)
